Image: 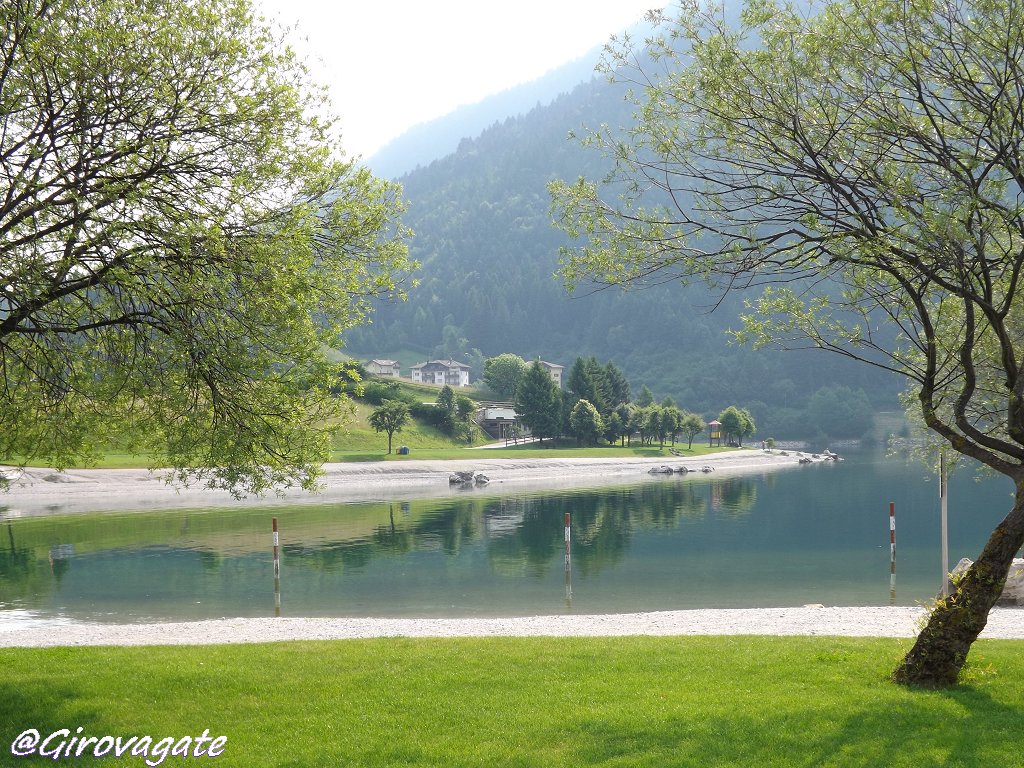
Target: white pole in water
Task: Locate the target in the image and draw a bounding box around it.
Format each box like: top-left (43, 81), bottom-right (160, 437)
top-left (940, 453), bottom-right (950, 598)
top-left (564, 512), bottom-right (572, 606)
top-left (272, 517), bottom-right (281, 617)
top-left (564, 512), bottom-right (571, 569)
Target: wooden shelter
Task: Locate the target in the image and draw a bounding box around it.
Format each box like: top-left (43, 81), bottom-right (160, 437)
top-left (708, 419), bottom-right (722, 447)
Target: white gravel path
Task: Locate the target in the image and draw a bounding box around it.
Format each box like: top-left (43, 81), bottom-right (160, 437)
top-left (2, 606), bottom-right (1023, 647)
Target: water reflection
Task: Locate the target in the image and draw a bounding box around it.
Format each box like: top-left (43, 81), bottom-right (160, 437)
top-left (0, 457), bottom-right (1014, 623)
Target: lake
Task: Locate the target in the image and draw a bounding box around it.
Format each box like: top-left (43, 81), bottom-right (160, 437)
top-left (0, 449), bottom-right (1016, 626)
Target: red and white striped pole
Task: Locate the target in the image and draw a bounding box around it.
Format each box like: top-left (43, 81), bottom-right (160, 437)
top-left (889, 502), bottom-right (896, 602)
top-left (272, 517), bottom-right (281, 578)
top-left (272, 517), bottom-right (282, 616)
top-left (889, 502), bottom-right (896, 560)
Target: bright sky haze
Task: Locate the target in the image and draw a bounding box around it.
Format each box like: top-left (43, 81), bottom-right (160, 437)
top-left (255, 0), bottom-right (660, 160)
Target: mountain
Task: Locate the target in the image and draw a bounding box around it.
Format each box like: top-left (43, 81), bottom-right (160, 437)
top-left (366, 50), bottom-right (604, 179)
top-left (344, 40), bottom-right (901, 439)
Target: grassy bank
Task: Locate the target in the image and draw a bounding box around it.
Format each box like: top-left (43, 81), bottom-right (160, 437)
top-left (6, 438), bottom-right (734, 469)
top-left (2, 636), bottom-right (1021, 766)
top-left (330, 442), bottom-right (734, 462)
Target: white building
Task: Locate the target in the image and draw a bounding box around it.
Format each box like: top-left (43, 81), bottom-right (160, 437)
top-left (365, 359), bottom-right (401, 377)
top-left (410, 359), bottom-right (471, 387)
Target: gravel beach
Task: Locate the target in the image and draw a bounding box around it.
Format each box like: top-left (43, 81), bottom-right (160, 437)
top-left (2, 607), bottom-right (1023, 647)
top-left (0, 448), bottom-right (813, 516)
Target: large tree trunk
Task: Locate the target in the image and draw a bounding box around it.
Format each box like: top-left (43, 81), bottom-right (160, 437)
top-left (892, 479), bottom-right (1024, 687)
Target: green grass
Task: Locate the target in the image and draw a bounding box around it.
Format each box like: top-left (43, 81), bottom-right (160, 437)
top-left (331, 442), bottom-right (737, 462)
top-left (1, 636), bottom-right (1021, 767)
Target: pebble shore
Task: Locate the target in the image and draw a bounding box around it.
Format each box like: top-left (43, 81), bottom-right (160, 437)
top-left (1, 449), bottom-right (819, 516)
top-left (2, 606), bottom-right (1023, 647)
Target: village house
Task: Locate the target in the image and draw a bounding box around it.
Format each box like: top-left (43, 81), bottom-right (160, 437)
top-left (476, 405), bottom-right (520, 440)
top-left (410, 359), bottom-right (471, 387)
top-left (365, 359), bottom-right (401, 377)
top-left (536, 360), bottom-right (564, 388)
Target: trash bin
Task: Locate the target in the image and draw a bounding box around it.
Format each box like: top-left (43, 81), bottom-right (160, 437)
top-left (397, 446), bottom-right (410, 455)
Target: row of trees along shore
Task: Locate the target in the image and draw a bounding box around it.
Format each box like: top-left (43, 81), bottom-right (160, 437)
top-left (492, 354), bottom-right (755, 448)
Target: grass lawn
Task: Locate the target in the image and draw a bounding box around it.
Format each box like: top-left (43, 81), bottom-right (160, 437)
top-left (331, 438), bottom-right (737, 462)
top-left (2, 636), bottom-right (1022, 767)
top-left (8, 440), bottom-right (734, 469)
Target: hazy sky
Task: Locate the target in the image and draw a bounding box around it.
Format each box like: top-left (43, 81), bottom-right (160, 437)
top-left (254, 0), bottom-right (660, 160)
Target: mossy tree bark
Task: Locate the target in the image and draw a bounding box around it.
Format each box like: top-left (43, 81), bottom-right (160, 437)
top-left (892, 481), bottom-right (1024, 687)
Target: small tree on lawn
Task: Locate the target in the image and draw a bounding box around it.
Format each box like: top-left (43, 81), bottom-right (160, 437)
top-left (681, 413), bottom-right (706, 450)
top-left (663, 405), bottom-right (684, 445)
top-left (719, 406), bottom-right (755, 447)
top-left (570, 399), bottom-right (604, 446)
top-left (604, 409), bottom-right (626, 446)
top-left (435, 385), bottom-right (457, 435)
top-left (455, 394), bottom-right (478, 445)
top-left (369, 400), bottom-right (410, 455)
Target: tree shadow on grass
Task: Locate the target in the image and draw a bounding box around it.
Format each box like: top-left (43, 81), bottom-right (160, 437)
top-left (569, 667), bottom-right (1024, 767)
top-left (0, 668), bottom-right (106, 765)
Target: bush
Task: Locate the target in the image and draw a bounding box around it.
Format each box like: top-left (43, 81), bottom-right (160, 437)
top-left (361, 380), bottom-right (402, 405)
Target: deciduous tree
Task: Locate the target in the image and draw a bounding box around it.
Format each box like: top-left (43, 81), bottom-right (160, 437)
top-left (482, 354), bottom-right (528, 399)
top-left (0, 0), bottom-right (412, 495)
top-left (569, 399), bottom-right (604, 446)
top-left (681, 412), bottom-right (706, 450)
top-left (368, 400), bottom-right (411, 455)
top-left (551, 0), bottom-right (1024, 685)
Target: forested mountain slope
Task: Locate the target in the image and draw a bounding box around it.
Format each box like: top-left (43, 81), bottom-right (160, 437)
top-left (343, 61), bottom-right (899, 438)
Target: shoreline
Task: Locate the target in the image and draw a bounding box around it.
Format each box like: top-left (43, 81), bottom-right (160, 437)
top-left (0, 448), bottom-right (819, 516)
top-left (2, 606), bottom-right (1023, 647)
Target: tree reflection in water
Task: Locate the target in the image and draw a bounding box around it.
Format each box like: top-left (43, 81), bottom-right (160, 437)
top-left (485, 478), bottom-right (753, 576)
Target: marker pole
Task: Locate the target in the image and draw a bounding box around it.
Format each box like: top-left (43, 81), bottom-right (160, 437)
top-left (564, 512), bottom-right (571, 570)
top-left (889, 502), bottom-right (896, 603)
top-left (889, 502), bottom-right (896, 561)
top-left (564, 512), bottom-right (572, 606)
top-left (273, 517), bottom-right (281, 617)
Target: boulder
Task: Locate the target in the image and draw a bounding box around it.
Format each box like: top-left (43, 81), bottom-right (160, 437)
top-left (949, 557), bottom-right (1024, 604)
top-left (449, 470), bottom-right (491, 486)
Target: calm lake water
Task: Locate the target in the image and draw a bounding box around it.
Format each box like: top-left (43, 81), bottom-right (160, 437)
top-left (0, 449), bottom-right (1016, 625)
